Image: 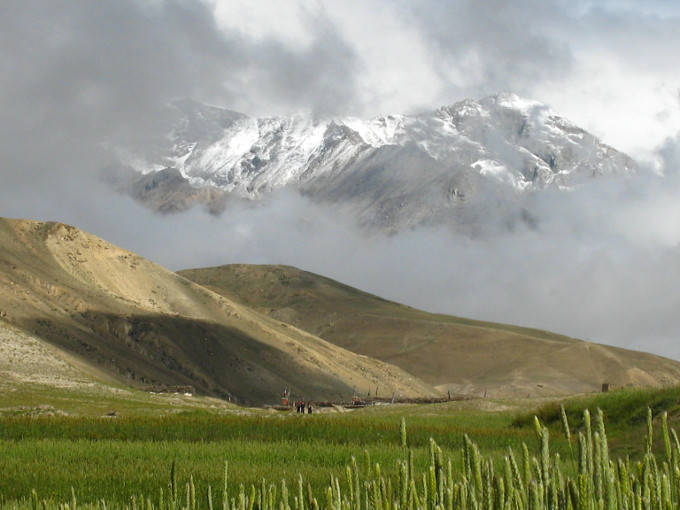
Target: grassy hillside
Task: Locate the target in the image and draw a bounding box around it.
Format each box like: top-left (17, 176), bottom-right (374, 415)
top-left (0, 218), bottom-right (437, 405)
top-left (507, 384), bottom-right (680, 456)
top-left (178, 264), bottom-right (680, 398)
top-left (513, 384), bottom-right (680, 456)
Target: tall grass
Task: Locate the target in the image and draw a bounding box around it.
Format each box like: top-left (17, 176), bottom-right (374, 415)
top-left (3, 407), bottom-right (680, 510)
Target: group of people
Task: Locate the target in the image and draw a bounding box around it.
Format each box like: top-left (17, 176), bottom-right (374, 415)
top-left (295, 400), bottom-right (313, 414)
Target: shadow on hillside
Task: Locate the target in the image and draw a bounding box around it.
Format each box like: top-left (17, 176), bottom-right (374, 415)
top-left (21, 311), bottom-right (355, 405)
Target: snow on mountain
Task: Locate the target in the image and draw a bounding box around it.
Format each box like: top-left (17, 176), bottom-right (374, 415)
top-left (118, 93), bottom-right (636, 230)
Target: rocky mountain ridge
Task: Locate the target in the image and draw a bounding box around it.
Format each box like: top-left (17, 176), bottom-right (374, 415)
top-left (112, 93), bottom-right (636, 230)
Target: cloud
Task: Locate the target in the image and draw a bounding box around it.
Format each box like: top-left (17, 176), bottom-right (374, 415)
top-left (7, 0), bottom-right (678, 156)
top-left (0, 0), bottom-right (358, 152)
top-left (394, 0), bottom-right (680, 160)
top-left (125, 171), bottom-right (680, 362)
top-left (9, 168), bottom-right (680, 361)
top-left (242, 15), bottom-right (361, 119)
top-left (399, 0), bottom-right (574, 99)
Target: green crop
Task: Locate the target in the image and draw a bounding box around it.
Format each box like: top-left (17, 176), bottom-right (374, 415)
top-left (2, 408), bottom-right (680, 510)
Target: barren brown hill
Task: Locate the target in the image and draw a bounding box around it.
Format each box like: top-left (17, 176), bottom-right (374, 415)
top-left (178, 264), bottom-right (680, 398)
top-left (0, 218), bottom-right (436, 404)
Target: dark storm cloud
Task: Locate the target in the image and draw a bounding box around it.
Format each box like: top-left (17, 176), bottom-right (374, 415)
top-left (0, 0), bottom-right (358, 157)
top-left (1, 0), bottom-right (235, 144)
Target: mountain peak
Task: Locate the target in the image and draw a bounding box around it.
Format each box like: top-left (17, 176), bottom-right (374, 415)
top-left (113, 94), bottom-right (637, 229)
top-left (484, 92), bottom-right (547, 112)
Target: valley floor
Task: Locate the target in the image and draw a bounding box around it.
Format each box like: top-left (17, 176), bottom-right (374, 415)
top-left (1, 386), bottom-right (679, 508)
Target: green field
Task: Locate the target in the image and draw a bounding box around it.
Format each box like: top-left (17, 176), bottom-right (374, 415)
top-left (3, 387), bottom-right (680, 509)
top-left (0, 406), bottom-right (533, 505)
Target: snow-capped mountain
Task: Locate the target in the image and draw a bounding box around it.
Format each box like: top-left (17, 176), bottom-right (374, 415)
top-left (115, 93), bottom-right (636, 230)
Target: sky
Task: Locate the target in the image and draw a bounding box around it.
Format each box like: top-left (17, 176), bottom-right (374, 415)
top-left (2, 0), bottom-right (680, 358)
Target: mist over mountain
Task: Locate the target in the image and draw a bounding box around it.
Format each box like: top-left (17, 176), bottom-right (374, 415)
top-left (109, 93), bottom-right (636, 232)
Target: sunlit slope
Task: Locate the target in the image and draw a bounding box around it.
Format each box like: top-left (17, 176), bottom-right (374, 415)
top-left (178, 264), bottom-right (680, 397)
top-left (0, 219), bottom-right (436, 404)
